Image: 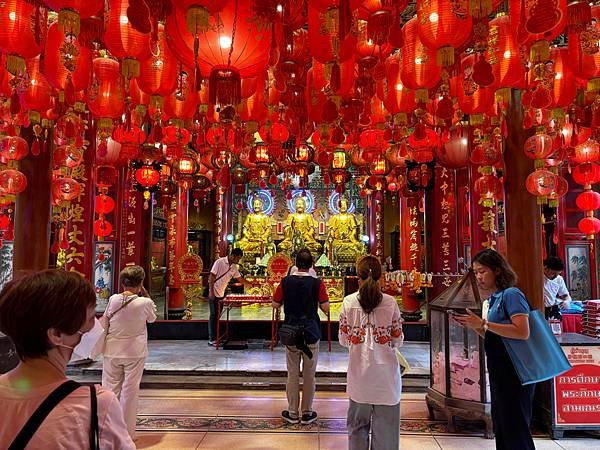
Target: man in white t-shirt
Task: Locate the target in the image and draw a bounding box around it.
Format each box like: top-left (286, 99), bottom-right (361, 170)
top-left (207, 248), bottom-right (249, 345)
top-left (543, 256), bottom-right (572, 320)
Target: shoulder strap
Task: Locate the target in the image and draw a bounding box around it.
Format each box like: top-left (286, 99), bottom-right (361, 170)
top-left (9, 380), bottom-right (82, 450)
top-left (89, 385), bottom-right (99, 450)
top-left (107, 294), bottom-right (138, 320)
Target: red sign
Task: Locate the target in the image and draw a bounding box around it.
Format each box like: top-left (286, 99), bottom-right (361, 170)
top-left (267, 253), bottom-right (291, 279)
top-left (177, 252), bottom-right (203, 284)
top-left (554, 346), bottom-right (600, 426)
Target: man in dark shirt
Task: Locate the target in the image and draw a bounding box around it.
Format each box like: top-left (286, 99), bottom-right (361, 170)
top-left (272, 249), bottom-right (329, 425)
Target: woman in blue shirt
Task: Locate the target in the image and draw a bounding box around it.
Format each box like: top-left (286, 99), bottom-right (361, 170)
top-left (454, 249), bottom-right (534, 450)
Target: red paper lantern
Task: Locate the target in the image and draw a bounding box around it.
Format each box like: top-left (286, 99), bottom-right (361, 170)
top-left (549, 47), bottom-right (576, 108)
top-left (138, 24), bottom-right (177, 97)
top-left (135, 165), bottom-right (160, 188)
top-left (578, 216), bottom-right (600, 236)
top-left (163, 70), bottom-right (198, 120)
top-left (19, 56), bottom-right (52, 120)
top-left (475, 173), bottom-right (503, 206)
top-left (525, 169), bottom-right (557, 197)
top-left (573, 139), bottom-right (600, 164)
top-left (400, 17), bottom-right (441, 91)
top-left (0, 0), bottom-right (45, 72)
top-left (43, 0), bottom-right (103, 20)
top-left (0, 168), bottom-right (27, 194)
top-left (104, 0), bottom-right (151, 78)
top-left (569, 5), bottom-right (600, 87)
top-left (307, 3), bottom-right (356, 64)
top-left (95, 165), bottom-right (118, 187)
top-left (52, 177), bottom-right (81, 202)
top-left (470, 142), bottom-right (502, 166)
top-left (416, 0), bottom-right (473, 67)
top-left (0, 136), bottom-right (28, 161)
top-left (53, 144), bottom-right (84, 168)
top-left (572, 163), bottom-right (600, 186)
top-left (95, 194), bottom-right (115, 214)
top-left (407, 126), bottom-right (438, 163)
top-left (93, 218), bottom-right (113, 237)
top-left (576, 191), bottom-right (600, 211)
top-left (378, 55), bottom-right (416, 114)
top-left (355, 18), bottom-right (392, 68)
top-left (87, 57), bottom-right (125, 119)
top-left (43, 21), bottom-right (92, 95)
top-left (456, 53), bottom-right (495, 115)
top-left (436, 128), bottom-right (470, 169)
top-left (0, 214), bottom-right (9, 230)
top-left (487, 14), bottom-right (526, 91)
top-left (112, 125), bottom-right (145, 162)
top-left (524, 132), bottom-right (554, 159)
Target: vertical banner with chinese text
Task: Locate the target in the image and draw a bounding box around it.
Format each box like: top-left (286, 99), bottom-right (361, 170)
top-left (430, 166), bottom-right (458, 298)
top-left (400, 194), bottom-right (422, 313)
top-left (119, 187), bottom-right (145, 270)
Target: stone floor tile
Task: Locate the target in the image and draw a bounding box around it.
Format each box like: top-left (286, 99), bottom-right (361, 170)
top-left (196, 432), bottom-right (319, 450)
top-left (555, 437), bottom-right (600, 450)
top-left (434, 436), bottom-right (496, 450)
top-left (401, 435), bottom-right (442, 449)
top-left (135, 431), bottom-right (206, 449)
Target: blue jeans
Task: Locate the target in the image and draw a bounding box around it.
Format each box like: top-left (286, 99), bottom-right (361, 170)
top-left (208, 297), bottom-right (222, 341)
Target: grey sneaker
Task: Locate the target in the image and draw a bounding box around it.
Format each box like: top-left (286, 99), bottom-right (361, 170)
top-left (301, 411), bottom-right (318, 425)
top-left (281, 410), bottom-right (300, 424)
top-left (208, 340), bottom-right (216, 347)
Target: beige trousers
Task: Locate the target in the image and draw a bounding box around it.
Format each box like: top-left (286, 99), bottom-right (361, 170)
top-left (285, 342), bottom-right (320, 417)
top-left (102, 357), bottom-right (146, 439)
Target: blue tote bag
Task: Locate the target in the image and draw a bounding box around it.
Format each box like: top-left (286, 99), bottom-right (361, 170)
top-left (499, 291), bottom-right (571, 385)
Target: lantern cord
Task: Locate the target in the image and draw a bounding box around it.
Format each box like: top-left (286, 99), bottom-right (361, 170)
top-left (227, 0), bottom-right (239, 69)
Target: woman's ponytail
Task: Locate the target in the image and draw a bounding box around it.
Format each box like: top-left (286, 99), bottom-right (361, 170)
top-left (356, 256), bottom-right (383, 314)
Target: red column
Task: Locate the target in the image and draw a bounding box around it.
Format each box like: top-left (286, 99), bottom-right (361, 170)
top-left (213, 188), bottom-right (232, 259)
top-left (400, 194), bottom-right (422, 313)
top-left (166, 186), bottom-right (188, 319)
top-left (429, 166), bottom-right (458, 298)
top-left (469, 164), bottom-right (491, 254)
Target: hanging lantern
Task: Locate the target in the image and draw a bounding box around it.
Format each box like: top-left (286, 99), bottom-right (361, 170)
top-left (525, 169), bottom-right (558, 202)
top-left (572, 139), bottom-right (600, 164)
top-left (487, 14), bottom-right (526, 94)
top-left (470, 142), bottom-right (502, 166)
top-left (436, 127), bottom-right (470, 169)
top-left (95, 165), bottom-right (118, 187)
top-left (307, 2), bottom-right (356, 65)
top-left (19, 56), bottom-right (52, 124)
top-left (53, 144), bottom-right (84, 168)
top-left (43, 21), bottom-right (92, 102)
top-left (0, 168), bottom-right (27, 194)
top-left (138, 23), bottom-right (177, 97)
top-left (289, 143), bottom-right (315, 164)
top-left (0, 0), bottom-right (45, 75)
top-left (576, 190), bottom-right (600, 211)
top-left (103, 0), bottom-right (151, 79)
top-left (549, 46), bottom-right (576, 108)
top-left (135, 164), bottom-right (161, 189)
top-left (43, 0), bottom-right (103, 37)
top-left (524, 132), bottom-right (554, 160)
top-left (401, 17), bottom-right (442, 92)
top-left (51, 177), bottom-right (81, 202)
top-left (546, 174), bottom-right (569, 207)
top-left (407, 125), bottom-right (438, 163)
top-left (93, 218), bottom-right (113, 237)
top-left (578, 216), bottom-right (600, 236)
top-left (474, 172), bottom-right (503, 207)
top-left (94, 193), bottom-right (115, 214)
top-left (87, 57), bottom-right (125, 120)
top-left (369, 154), bottom-right (390, 176)
top-left (112, 124), bottom-right (145, 163)
top-left (0, 136), bottom-right (28, 161)
top-left (416, 0), bottom-right (473, 67)
top-left (456, 53), bottom-right (495, 116)
top-left (355, 18), bottom-right (392, 68)
top-left (572, 163), bottom-right (600, 187)
top-left (385, 142), bottom-right (409, 168)
top-left (164, 67), bottom-right (198, 120)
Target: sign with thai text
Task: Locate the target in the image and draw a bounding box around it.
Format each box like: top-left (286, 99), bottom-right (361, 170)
top-left (554, 345), bottom-right (600, 426)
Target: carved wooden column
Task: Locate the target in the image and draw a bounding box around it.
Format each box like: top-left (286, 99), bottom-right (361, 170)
top-left (504, 90), bottom-right (544, 310)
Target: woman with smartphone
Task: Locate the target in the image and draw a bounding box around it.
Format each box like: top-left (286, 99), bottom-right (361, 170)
top-left (101, 265), bottom-right (157, 441)
top-left (452, 249), bottom-right (534, 450)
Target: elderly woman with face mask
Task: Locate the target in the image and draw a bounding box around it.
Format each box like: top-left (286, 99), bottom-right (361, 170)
top-left (0, 270), bottom-right (134, 450)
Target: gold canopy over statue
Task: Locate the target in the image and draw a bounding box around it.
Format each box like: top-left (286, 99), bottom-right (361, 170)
top-left (278, 196), bottom-right (322, 254)
top-left (235, 197), bottom-right (276, 256)
top-left (326, 197), bottom-right (364, 263)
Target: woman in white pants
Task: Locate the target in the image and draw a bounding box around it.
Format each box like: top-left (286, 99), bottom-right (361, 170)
top-left (102, 265), bottom-right (157, 441)
top-left (339, 255), bottom-right (404, 450)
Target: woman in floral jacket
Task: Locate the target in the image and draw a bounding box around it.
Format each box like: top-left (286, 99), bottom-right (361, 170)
top-left (339, 255), bottom-right (404, 450)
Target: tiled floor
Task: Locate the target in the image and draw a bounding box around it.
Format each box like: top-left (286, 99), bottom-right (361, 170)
top-left (76, 340), bottom-right (431, 376)
top-left (133, 389), bottom-right (600, 450)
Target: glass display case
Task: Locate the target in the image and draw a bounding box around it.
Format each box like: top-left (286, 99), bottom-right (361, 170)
top-left (426, 270), bottom-right (493, 438)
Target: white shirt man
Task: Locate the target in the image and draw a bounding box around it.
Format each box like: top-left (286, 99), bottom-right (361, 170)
top-left (543, 257), bottom-right (572, 320)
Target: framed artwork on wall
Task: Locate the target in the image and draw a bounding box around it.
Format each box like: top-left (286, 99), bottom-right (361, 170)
top-left (93, 242), bottom-right (115, 314)
top-left (565, 244), bottom-right (592, 301)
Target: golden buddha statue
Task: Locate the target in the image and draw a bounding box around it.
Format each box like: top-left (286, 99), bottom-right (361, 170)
top-left (235, 197), bottom-right (275, 256)
top-left (278, 196), bottom-right (322, 254)
top-left (326, 197), bottom-right (364, 262)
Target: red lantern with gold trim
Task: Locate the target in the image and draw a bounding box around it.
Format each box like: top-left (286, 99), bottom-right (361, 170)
top-left (0, 136), bottom-right (28, 161)
top-left (138, 23), bottom-right (177, 97)
top-left (401, 17), bottom-right (441, 91)
top-left (474, 173), bottom-right (503, 207)
top-left (19, 56), bottom-right (52, 123)
top-left (51, 177), bottom-right (81, 202)
top-left (487, 14), bottom-right (526, 92)
top-left (573, 163), bottom-right (600, 186)
top-left (578, 216), bottom-right (600, 236)
top-left (573, 139), bottom-right (600, 164)
top-left (549, 46), bottom-right (576, 108)
top-left (0, 0), bottom-right (45, 74)
top-left (104, 0), bottom-right (151, 79)
top-left (87, 57), bottom-right (125, 119)
top-left (0, 168), bottom-right (27, 194)
top-left (416, 0), bottom-right (473, 67)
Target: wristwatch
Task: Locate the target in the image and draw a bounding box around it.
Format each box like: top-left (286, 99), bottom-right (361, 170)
top-left (481, 319), bottom-right (489, 333)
